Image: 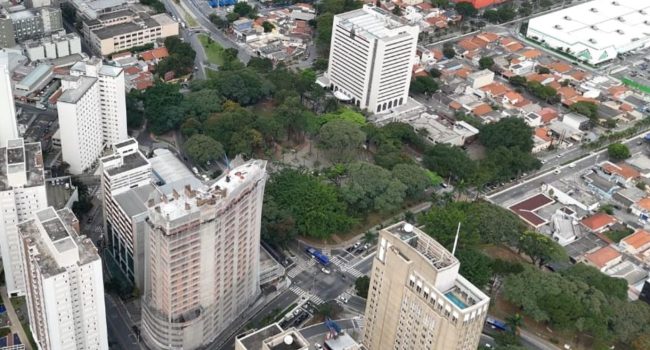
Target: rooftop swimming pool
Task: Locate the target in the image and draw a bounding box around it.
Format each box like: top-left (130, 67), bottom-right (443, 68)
top-left (445, 291), bottom-right (468, 309)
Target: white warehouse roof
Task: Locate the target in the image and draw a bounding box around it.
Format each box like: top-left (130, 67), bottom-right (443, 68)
top-left (527, 0), bottom-right (650, 64)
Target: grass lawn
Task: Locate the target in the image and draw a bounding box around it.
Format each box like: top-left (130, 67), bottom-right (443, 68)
top-left (181, 8), bottom-right (198, 28)
top-left (198, 34), bottom-right (225, 66)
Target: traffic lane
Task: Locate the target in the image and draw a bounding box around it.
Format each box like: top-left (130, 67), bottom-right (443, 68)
top-left (351, 252), bottom-right (375, 275)
top-left (105, 295), bottom-right (137, 350)
top-left (345, 295), bottom-right (366, 314)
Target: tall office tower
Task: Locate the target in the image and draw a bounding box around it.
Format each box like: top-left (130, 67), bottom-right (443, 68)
top-left (57, 75), bottom-right (103, 174)
top-left (0, 52), bottom-right (18, 147)
top-left (18, 207), bottom-right (108, 350)
top-left (0, 138), bottom-right (47, 296)
top-left (71, 58), bottom-right (127, 146)
top-left (363, 222), bottom-right (490, 350)
top-left (325, 4), bottom-right (419, 114)
top-left (141, 160), bottom-right (267, 350)
top-left (99, 138), bottom-right (152, 288)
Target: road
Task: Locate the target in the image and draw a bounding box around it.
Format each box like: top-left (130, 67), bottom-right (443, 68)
top-left (105, 295), bottom-right (139, 350)
top-left (488, 131), bottom-right (649, 205)
top-left (182, 0), bottom-right (251, 63)
top-left (161, 0), bottom-right (209, 79)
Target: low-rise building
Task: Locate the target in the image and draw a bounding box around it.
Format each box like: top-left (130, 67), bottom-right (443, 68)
top-left (580, 212), bottom-right (616, 233)
top-left (467, 69), bottom-right (493, 89)
top-left (620, 229), bottom-right (650, 255)
top-left (583, 246), bottom-right (623, 272)
top-left (0, 7), bottom-right (63, 47)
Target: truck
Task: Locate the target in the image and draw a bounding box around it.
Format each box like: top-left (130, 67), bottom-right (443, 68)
top-left (208, 0), bottom-right (237, 8)
top-left (305, 246), bottom-right (330, 266)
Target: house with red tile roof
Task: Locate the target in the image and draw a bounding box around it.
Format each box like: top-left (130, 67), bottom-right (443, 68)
top-left (548, 61), bottom-right (572, 74)
top-left (476, 32), bottom-right (499, 43)
top-left (502, 91), bottom-right (524, 106)
top-left (532, 127), bottom-right (552, 153)
top-left (601, 161), bottom-right (641, 184)
top-left (140, 47), bottom-right (169, 63)
top-left (538, 107), bottom-right (558, 124)
top-left (620, 229), bottom-right (650, 255)
top-left (580, 213), bottom-right (617, 233)
top-left (583, 246), bottom-right (622, 271)
top-left (508, 193), bottom-right (554, 228)
top-left (480, 82), bottom-right (510, 98)
top-left (471, 103), bottom-right (493, 117)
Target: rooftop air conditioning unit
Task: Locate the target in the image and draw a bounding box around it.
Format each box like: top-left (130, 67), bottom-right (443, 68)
top-left (617, 16), bottom-right (625, 22)
top-left (612, 1), bottom-right (619, 5)
top-left (590, 7), bottom-right (598, 12)
top-left (589, 38), bottom-right (597, 43)
top-left (564, 16), bottom-right (571, 20)
top-left (554, 24), bottom-right (563, 29)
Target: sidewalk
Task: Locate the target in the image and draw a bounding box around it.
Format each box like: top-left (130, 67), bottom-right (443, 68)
top-left (0, 288), bottom-right (31, 350)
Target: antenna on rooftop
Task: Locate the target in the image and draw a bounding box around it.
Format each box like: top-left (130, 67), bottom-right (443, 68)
top-left (451, 222), bottom-right (461, 256)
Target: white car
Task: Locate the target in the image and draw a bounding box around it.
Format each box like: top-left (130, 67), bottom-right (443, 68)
top-left (321, 267), bottom-right (331, 274)
top-left (569, 163), bottom-right (577, 168)
top-left (315, 344), bottom-right (322, 350)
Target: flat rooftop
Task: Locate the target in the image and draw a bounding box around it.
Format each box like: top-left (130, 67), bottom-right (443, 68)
top-left (528, 0), bottom-right (650, 50)
top-left (336, 5), bottom-right (410, 40)
top-left (93, 20), bottom-right (157, 40)
top-left (386, 222), bottom-right (457, 271)
top-left (58, 76), bottom-right (97, 104)
top-left (237, 323), bottom-right (283, 350)
top-left (0, 139), bottom-right (45, 191)
top-left (18, 208), bottom-right (99, 278)
top-left (103, 151), bottom-right (149, 176)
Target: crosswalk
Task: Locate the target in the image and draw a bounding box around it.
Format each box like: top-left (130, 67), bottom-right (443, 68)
top-left (289, 285), bottom-right (325, 305)
top-left (331, 256), bottom-right (365, 278)
top-left (287, 258), bottom-right (315, 278)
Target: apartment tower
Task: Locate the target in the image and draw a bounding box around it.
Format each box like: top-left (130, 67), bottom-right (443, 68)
top-left (18, 207), bottom-right (108, 350)
top-left (0, 52), bottom-right (18, 147)
top-left (99, 138), bottom-right (152, 288)
top-left (71, 58), bottom-right (127, 146)
top-left (325, 4), bottom-right (419, 114)
top-left (363, 222), bottom-right (490, 350)
top-left (0, 138), bottom-right (47, 296)
top-left (141, 159), bottom-right (267, 350)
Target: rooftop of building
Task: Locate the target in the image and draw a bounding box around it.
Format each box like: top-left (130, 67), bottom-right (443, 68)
top-left (336, 4), bottom-right (412, 40)
top-left (92, 19), bottom-right (159, 40)
top-left (585, 245), bottom-right (621, 269)
top-left (580, 212), bottom-right (617, 231)
top-left (18, 207), bottom-right (99, 278)
top-left (622, 229), bottom-right (650, 249)
top-left (0, 139), bottom-right (45, 191)
top-left (237, 323), bottom-right (283, 350)
top-left (528, 0), bottom-right (650, 50)
top-left (58, 75), bottom-right (97, 104)
top-left (102, 150), bottom-right (149, 176)
top-left (114, 183), bottom-right (155, 217)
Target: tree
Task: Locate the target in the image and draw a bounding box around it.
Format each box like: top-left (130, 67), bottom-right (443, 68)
top-left (456, 248), bottom-right (493, 289)
top-left (341, 162), bottom-right (407, 213)
top-left (608, 143), bottom-right (631, 161)
top-left (454, 2), bottom-right (477, 17)
top-left (183, 134), bottom-right (225, 165)
top-left (442, 42), bottom-right (456, 59)
top-left (205, 68), bottom-right (272, 105)
top-left (226, 12), bottom-right (240, 22)
top-left (263, 169), bottom-right (354, 243)
top-left (423, 143), bottom-right (476, 182)
top-left (429, 67), bottom-right (441, 78)
top-left (273, 96), bottom-right (312, 141)
top-left (182, 89), bottom-right (224, 121)
top-left (509, 75), bottom-right (527, 87)
top-left (570, 101), bottom-right (598, 120)
top-left (262, 21), bottom-right (274, 32)
top-left (208, 13), bottom-right (229, 28)
top-left (125, 90), bottom-right (144, 128)
top-left (483, 9), bottom-right (499, 23)
top-left (319, 108), bottom-right (366, 127)
top-left (561, 263), bottom-right (628, 300)
top-left (496, 6), bottom-right (516, 22)
top-left (409, 76), bottom-right (439, 95)
top-left (248, 57), bottom-right (274, 73)
top-left (318, 119), bottom-right (366, 163)
top-left (233, 2), bottom-right (255, 17)
top-left (355, 276), bottom-right (370, 298)
top-left (518, 231), bottom-right (567, 267)
top-left (480, 117), bottom-right (534, 153)
top-left (180, 118), bottom-right (202, 137)
top-left (536, 66), bottom-right (551, 74)
top-left (392, 6), bottom-right (402, 15)
top-left (479, 56), bottom-right (495, 70)
top-left (391, 163), bottom-right (432, 199)
top-left (142, 82), bottom-right (185, 134)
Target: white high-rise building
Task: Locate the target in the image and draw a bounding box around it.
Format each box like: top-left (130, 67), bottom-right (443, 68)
top-left (0, 138), bottom-right (47, 296)
top-left (0, 52), bottom-right (19, 147)
top-left (324, 4), bottom-right (419, 114)
top-left (99, 138), bottom-right (152, 288)
top-left (71, 58), bottom-right (127, 146)
top-left (18, 207), bottom-right (108, 350)
top-left (57, 75), bottom-right (104, 174)
top-left (141, 159), bottom-right (267, 350)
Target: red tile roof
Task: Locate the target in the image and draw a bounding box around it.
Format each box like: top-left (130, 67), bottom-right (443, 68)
top-left (539, 107), bottom-right (558, 123)
top-left (508, 193), bottom-right (554, 227)
top-left (140, 47), bottom-right (169, 62)
top-left (584, 246), bottom-right (621, 269)
top-left (472, 103), bottom-right (493, 116)
top-left (548, 61), bottom-right (572, 74)
top-left (622, 229), bottom-right (650, 250)
top-left (481, 82), bottom-right (509, 96)
top-left (602, 162), bottom-right (640, 180)
top-left (535, 127), bottom-right (551, 142)
top-left (580, 213), bottom-right (616, 231)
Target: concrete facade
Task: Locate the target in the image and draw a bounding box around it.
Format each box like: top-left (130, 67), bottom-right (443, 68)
top-left (363, 222), bottom-right (489, 350)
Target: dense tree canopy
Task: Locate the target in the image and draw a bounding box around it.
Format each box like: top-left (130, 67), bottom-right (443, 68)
top-left (142, 82), bottom-right (185, 134)
top-left (183, 134), bottom-right (225, 165)
top-left (479, 56), bottom-right (495, 70)
top-left (262, 169), bottom-right (355, 244)
top-left (569, 101), bottom-right (598, 120)
top-left (608, 142), bottom-right (630, 161)
top-left (455, 2), bottom-right (477, 17)
top-left (480, 117), bottom-right (534, 152)
top-left (410, 76), bottom-right (439, 95)
top-left (518, 231), bottom-right (567, 267)
top-left (318, 119), bottom-right (366, 163)
top-left (201, 68), bottom-right (273, 105)
top-left (391, 163), bottom-right (433, 199)
top-left (423, 144), bottom-right (476, 182)
top-left (341, 162), bottom-right (407, 213)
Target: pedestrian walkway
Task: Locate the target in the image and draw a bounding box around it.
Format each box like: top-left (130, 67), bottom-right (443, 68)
top-left (287, 258), bottom-right (315, 279)
top-left (0, 288), bottom-right (31, 350)
top-left (289, 286), bottom-right (325, 305)
top-left (331, 256), bottom-right (364, 278)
